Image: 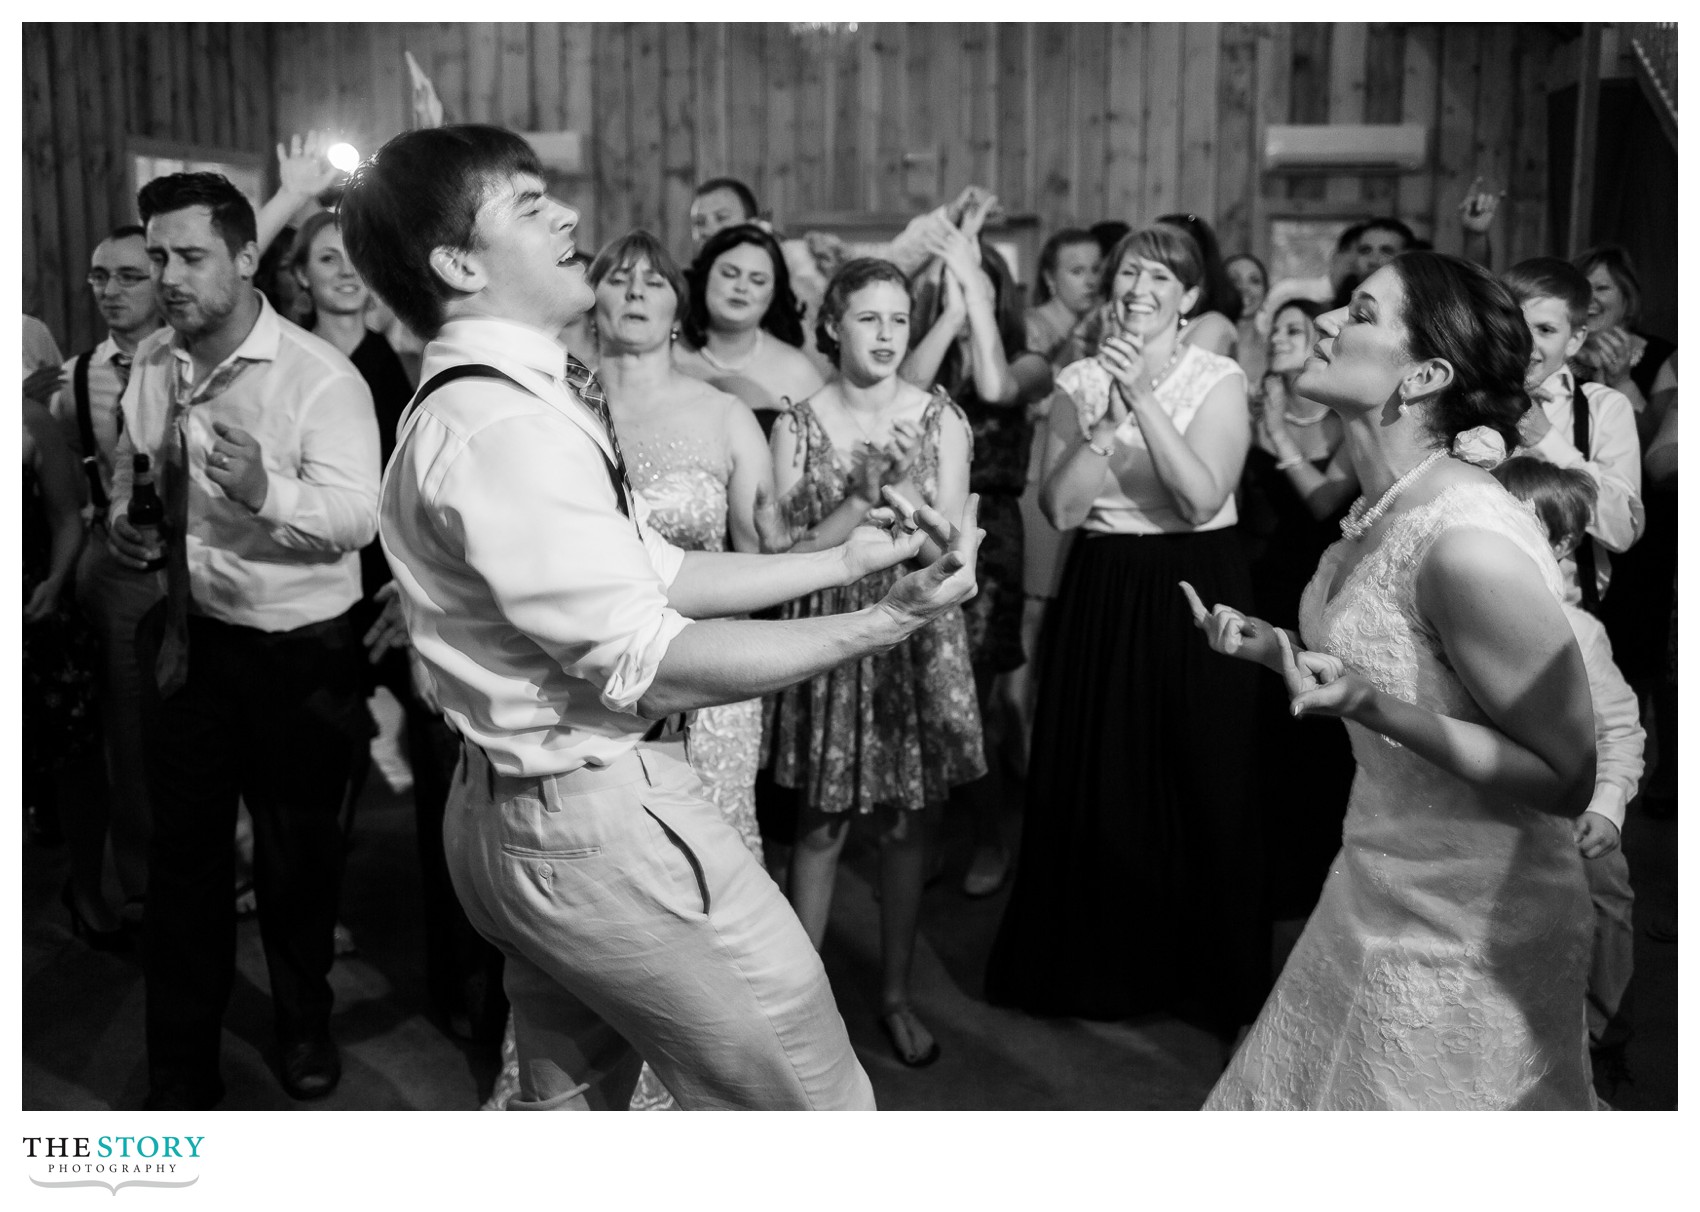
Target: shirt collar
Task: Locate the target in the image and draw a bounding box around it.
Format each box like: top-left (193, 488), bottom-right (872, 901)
top-left (93, 334), bottom-right (123, 364)
top-left (433, 317), bottom-right (571, 381)
top-left (1537, 364), bottom-right (1575, 400)
top-left (167, 289), bottom-right (281, 369)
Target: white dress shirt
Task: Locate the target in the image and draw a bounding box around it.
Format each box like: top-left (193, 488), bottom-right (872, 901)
top-left (109, 293), bottom-right (380, 632)
top-left (1564, 603), bottom-right (1645, 831)
top-left (49, 334), bottom-right (130, 504)
top-left (381, 316), bottom-right (691, 778)
top-left (1055, 345), bottom-right (1245, 535)
top-left (1524, 366), bottom-right (1644, 602)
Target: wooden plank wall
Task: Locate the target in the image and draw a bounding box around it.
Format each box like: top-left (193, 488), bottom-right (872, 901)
top-left (22, 23), bottom-right (277, 355)
top-left (264, 21), bottom-right (1563, 263)
top-left (25, 23), bottom-right (1565, 351)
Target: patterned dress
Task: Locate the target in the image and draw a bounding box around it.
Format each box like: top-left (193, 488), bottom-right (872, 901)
top-left (1207, 482), bottom-right (1598, 1109)
top-left (769, 391), bottom-right (986, 813)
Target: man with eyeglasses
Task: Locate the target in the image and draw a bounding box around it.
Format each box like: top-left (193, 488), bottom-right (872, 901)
top-left (47, 224), bottom-right (166, 929)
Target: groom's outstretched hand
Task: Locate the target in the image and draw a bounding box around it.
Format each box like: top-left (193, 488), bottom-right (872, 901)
top-left (877, 490), bottom-right (982, 632)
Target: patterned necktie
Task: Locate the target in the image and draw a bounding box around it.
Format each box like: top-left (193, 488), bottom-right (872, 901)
top-left (561, 354), bottom-right (634, 509)
top-left (112, 353), bottom-right (132, 437)
top-left (154, 355), bottom-right (255, 697)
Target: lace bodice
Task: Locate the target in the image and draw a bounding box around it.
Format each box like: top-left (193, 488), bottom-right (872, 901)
top-left (1208, 478), bottom-right (1597, 1110)
top-left (1300, 481), bottom-right (1565, 747)
top-left (1053, 345), bottom-right (1246, 534)
top-left (626, 430), bottom-right (731, 553)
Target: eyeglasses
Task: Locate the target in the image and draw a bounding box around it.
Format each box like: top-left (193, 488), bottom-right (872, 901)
top-left (87, 270), bottom-right (154, 289)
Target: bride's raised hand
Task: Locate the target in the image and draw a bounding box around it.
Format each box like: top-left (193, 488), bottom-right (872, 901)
top-left (1275, 629), bottom-right (1371, 720)
top-left (1179, 581), bottom-right (1284, 671)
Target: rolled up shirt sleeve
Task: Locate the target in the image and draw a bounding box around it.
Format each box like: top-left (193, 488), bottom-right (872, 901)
top-left (445, 411), bottom-right (691, 714)
top-left (254, 373), bottom-right (381, 552)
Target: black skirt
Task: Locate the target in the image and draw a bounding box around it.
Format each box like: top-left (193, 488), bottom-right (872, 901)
top-left (985, 526), bottom-right (1269, 1035)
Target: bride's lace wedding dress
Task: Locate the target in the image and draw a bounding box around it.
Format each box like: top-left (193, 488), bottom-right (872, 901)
top-left (1207, 482), bottom-right (1599, 1110)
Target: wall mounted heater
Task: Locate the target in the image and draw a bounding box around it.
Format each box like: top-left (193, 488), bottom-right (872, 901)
top-left (1263, 124), bottom-right (1429, 173)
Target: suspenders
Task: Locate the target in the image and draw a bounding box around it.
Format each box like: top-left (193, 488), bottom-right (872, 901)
top-left (408, 363), bottom-right (634, 523)
top-left (1570, 378), bottom-right (1601, 617)
top-left (71, 350), bottom-right (110, 517)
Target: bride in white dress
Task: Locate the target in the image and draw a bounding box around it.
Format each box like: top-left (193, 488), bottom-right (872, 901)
top-left (1186, 252), bottom-right (1601, 1110)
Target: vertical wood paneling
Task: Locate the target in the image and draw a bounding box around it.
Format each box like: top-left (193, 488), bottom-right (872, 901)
top-left (694, 23), bottom-right (729, 178)
top-left (1287, 23), bottom-right (1330, 205)
top-left (629, 24), bottom-right (663, 235)
top-left (871, 24), bottom-right (909, 213)
top-left (1179, 22), bottom-right (1221, 220)
top-left (368, 23), bottom-right (406, 144)
top-left (796, 25), bottom-right (830, 213)
top-left (765, 25), bottom-right (799, 220)
top-left (1473, 24), bottom-right (1517, 259)
top-left (590, 23), bottom-right (633, 246)
top-left (1143, 23), bottom-right (1183, 221)
top-left (562, 24), bottom-right (595, 136)
top-left (499, 24), bottom-right (530, 129)
top-left (1031, 24), bottom-right (1073, 219)
top-left (1325, 23), bottom-right (1367, 205)
top-left (1071, 23), bottom-right (1110, 224)
top-left (23, 22), bottom-right (1565, 352)
top-left (1104, 22), bottom-right (1145, 225)
top-left (1397, 23), bottom-right (1442, 237)
top-left (50, 24), bottom-right (92, 350)
top-left (1361, 23), bottom-right (1404, 212)
top-left (25, 24), bottom-right (64, 339)
top-left (1215, 22), bottom-right (1258, 255)
top-left (963, 24), bottom-right (996, 207)
top-left (994, 24), bottom-right (1030, 215)
top-left (661, 24), bottom-right (697, 252)
top-left (1509, 32), bottom-right (1551, 263)
top-left (827, 31), bottom-right (862, 210)
top-left (1434, 23), bottom-right (1483, 255)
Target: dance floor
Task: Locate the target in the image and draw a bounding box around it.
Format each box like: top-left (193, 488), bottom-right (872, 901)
top-left (21, 738), bottom-right (1678, 1111)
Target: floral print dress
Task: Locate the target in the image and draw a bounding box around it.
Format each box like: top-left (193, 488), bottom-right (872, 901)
top-left (769, 390), bottom-right (986, 813)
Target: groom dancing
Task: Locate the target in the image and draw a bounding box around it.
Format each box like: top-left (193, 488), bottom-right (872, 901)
top-left (340, 125), bottom-right (981, 1110)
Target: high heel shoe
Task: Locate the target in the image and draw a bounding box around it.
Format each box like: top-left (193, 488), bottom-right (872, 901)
top-left (61, 881), bottom-right (130, 953)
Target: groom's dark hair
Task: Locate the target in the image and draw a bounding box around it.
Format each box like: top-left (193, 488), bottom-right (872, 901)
top-left (340, 124), bottom-right (544, 340)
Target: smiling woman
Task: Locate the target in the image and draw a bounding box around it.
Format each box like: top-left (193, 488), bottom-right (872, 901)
top-left (987, 224), bottom-right (1263, 1044)
top-left (674, 224), bottom-right (823, 434)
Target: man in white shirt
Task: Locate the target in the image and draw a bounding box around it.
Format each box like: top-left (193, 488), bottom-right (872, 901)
top-left (106, 172), bottom-right (381, 1110)
top-left (48, 225), bottom-right (165, 918)
top-left (1501, 258), bottom-right (1644, 609)
top-left (342, 126), bottom-right (983, 1110)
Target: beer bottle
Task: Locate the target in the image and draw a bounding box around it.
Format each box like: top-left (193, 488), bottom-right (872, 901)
top-left (127, 453), bottom-right (168, 573)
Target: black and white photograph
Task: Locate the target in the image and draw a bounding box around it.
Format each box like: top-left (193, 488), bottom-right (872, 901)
top-left (12, 11), bottom-right (1687, 1201)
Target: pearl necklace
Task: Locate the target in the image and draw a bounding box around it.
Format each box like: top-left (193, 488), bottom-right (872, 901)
top-left (700, 328), bottom-right (763, 374)
top-left (1339, 450), bottom-right (1446, 541)
top-left (1283, 407), bottom-right (1330, 428)
top-left (1144, 342), bottom-right (1184, 391)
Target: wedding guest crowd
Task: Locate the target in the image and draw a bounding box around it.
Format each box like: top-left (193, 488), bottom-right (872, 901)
top-left (23, 108), bottom-right (1674, 1113)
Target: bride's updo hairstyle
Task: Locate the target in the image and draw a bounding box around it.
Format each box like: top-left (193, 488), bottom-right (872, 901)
top-left (814, 257), bottom-right (911, 368)
top-left (1389, 251), bottom-right (1530, 452)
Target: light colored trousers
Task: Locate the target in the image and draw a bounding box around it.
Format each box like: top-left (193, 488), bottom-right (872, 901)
top-left (1583, 846), bottom-right (1635, 1047)
top-left (445, 737), bottom-right (875, 1110)
top-left (74, 532), bottom-right (165, 898)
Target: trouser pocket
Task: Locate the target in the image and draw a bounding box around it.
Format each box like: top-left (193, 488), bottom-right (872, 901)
top-left (643, 805), bottom-right (710, 917)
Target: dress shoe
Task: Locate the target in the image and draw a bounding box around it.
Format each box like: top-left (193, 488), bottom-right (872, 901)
top-left (279, 1037), bottom-right (341, 1101)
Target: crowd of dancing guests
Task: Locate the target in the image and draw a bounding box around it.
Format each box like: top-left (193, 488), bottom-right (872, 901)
top-left (21, 123), bottom-right (1677, 1110)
